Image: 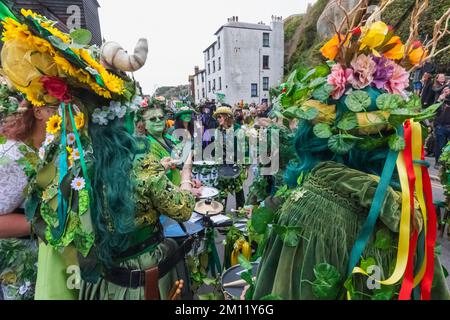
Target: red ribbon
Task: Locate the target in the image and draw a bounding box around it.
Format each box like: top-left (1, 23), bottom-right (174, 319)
top-left (420, 146), bottom-right (437, 300)
top-left (398, 120), bottom-right (418, 300)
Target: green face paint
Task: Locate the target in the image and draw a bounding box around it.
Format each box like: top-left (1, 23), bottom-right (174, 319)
top-left (143, 109), bottom-right (165, 136)
top-left (180, 113), bottom-right (192, 123)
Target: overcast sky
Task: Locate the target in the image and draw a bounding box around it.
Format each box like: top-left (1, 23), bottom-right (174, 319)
top-left (97, 0), bottom-right (312, 95)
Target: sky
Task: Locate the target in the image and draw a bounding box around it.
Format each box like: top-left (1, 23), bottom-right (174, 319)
top-left (97, 0), bottom-right (312, 95)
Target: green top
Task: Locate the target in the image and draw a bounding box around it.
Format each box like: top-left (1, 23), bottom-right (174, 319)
top-left (146, 133), bottom-right (181, 186)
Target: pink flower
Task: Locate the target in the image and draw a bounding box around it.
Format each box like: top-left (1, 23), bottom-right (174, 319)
top-left (327, 64), bottom-right (353, 100)
top-left (384, 64), bottom-right (409, 97)
top-left (349, 54), bottom-right (376, 89)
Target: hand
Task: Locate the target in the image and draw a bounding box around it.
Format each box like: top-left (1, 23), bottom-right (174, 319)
top-left (192, 179), bottom-right (202, 188)
top-left (191, 187), bottom-right (203, 198)
top-left (160, 157), bottom-right (172, 171)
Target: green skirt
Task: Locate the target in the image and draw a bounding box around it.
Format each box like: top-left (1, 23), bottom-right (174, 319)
top-left (79, 239), bottom-right (189, 300)
top-left (253, 161), bottom-right (450, 300)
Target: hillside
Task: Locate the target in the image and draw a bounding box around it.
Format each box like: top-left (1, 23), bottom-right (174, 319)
top-left (153, 85), bottom-right (192, 101)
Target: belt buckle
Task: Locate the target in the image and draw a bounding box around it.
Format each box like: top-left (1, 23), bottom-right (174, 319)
top-left (130, 269), bottom-right (143, 288)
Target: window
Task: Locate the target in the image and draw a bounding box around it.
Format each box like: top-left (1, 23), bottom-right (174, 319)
top-left (219, 77), bottom-right (222, 90)
top-left (263, 55), bottom-right (269, 69)
top-left (251, 83), bottom-right (258, 97)
top-left (218, 36), bottom-right (221, 49)
top-left (213, 79), bottom-right (216, 91)
top-left (197, 89), bottom-right (200, 99)
top-left (208, 63), bottom-right (210, 75)
top-left (262, 98), bottom-right (268, 104)
top-left (263, 33), bottom-right (270, 47)
top-left (207, 50), bottom-right (210, 60)
top-left (196, 76), bottom-right (199, 85)
top-left (202, 88), bottom-right (205, 98)
top-left (208, 81), bottom-right (211, 92)
top-left (263, 77), bottom-right (269, 91)
top-left (213, 60), bottom-right (216, 73)
top-left (212, 46), bottom-right (215, 57)
top-left (218, 57), bottom-right (221, 70)
top-left (201, 73), bottom-right (204, 82)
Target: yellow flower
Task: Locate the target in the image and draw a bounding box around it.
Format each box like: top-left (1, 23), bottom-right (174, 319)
top-left (46, 115), bottom-right (62, 134)
top-left (74, 112), bottom-right (85, 130)
top-left (383, 36), bottom-right (405, 60)
top-left (320, 34), bottom-right (349, 60)
top-left (408, 42), bottom-right (428, 65)
top-left (360, 21), bottom-right (389, 50)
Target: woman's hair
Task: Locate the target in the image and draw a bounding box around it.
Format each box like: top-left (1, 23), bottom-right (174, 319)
top-left (175, 114), bottom-right (194, 137)
top-left (88, 118), bottom-right (148, 266)
top-left (0, 100), bottom-right (34, 141)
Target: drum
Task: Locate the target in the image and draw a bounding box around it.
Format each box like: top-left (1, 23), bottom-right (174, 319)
top-left (160, 215), bottom-right (206, 257)
top-left (192, 160), bottom-right (218, 187)
top-left (220, 262), bottom-right (259, 300)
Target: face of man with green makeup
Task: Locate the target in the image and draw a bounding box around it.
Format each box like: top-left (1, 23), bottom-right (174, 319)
top-left (143, 108), bottom-right (165, 136)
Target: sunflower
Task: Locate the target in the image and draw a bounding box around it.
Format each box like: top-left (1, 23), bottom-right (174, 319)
top-left (46, 115), bottom-right (62, 134)
top-left (74, 112), bottom-right (85, 130)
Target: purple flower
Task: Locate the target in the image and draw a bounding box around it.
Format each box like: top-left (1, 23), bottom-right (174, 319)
top-left (372, 56), bottom-right (395, 90)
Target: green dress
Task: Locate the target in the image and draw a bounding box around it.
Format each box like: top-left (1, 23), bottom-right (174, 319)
top-left (146, 134), bottom-right (181, 186)
top-left (253, 161), bottom-right (450, 300)
top-left (79, 153), bottom-right (195, 300)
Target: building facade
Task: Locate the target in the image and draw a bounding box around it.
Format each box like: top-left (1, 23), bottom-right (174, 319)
top-left (189, 66), bottom-right (207, 105)
top-left (199, 16), bottom-right (284, 106)
top-left (6, 0), bottom-right (102, 45)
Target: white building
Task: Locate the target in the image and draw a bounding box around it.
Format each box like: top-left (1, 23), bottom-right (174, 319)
top-left (201, 16), bottom-right (284, 106)
top-left (189, 66), bottom-right (207, 105)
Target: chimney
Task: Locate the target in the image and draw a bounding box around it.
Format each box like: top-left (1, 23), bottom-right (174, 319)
top-left (194, 66), bottom-right (199, 74)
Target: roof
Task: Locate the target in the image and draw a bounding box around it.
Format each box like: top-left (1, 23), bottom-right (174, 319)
top-left (203, 41), bottom-right (217, 53)
top-left (214, 21), bottom-right (272, 35)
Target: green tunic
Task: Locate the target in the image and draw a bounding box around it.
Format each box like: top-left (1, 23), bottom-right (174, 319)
top-left (253, 161), bottom-right (450, 300)
top-left (146, 134), bottom-right (181, 186)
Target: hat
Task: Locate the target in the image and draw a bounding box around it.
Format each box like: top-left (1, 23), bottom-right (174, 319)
top-left (175, 105), bottom-right (195, 117)
top-left (213, 106), bottom-right (233, 118)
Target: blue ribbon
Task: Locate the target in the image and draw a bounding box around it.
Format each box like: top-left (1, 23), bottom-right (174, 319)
top-left (346, 127), bottom-right (404, 277)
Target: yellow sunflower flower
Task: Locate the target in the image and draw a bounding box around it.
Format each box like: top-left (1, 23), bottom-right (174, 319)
top-left (74, 112), bottom-right (85, 130)
top-left (46, 115), bottom-right (62, 134)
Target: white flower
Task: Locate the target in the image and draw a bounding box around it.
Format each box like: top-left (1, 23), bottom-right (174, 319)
top-left (110, 101), bottom-right (127, 119)
top-left (92, 108), bottom-right (109, 125)
top-left (19, 283), bottom-right (30, 295)
top-left (71, 177), bottom-right (86, 191)
top-left (44, 134), bottom-right (55, 147)
top-left (39, 147), bottom-right (45, 160)
top-left (72, 148), bottom-right (80, 160)
top-left (67, 133), bottom-right (76, 145)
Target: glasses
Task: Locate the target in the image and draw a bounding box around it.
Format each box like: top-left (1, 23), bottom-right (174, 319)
top-left (217, 115), bottom-right (224, 119)
top-left (145, 116), bottom-right (165, 122)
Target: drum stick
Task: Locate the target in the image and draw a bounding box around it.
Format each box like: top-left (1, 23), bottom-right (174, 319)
top-left (169, 281), bottom-right (184, 300)
top-left (223, 277), bottom-right (256, 288)
top-left (168, 280), bottom-right (179, 299)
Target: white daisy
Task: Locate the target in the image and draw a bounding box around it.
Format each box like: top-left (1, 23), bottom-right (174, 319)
top-left (67, 133), bottom-right (76, 145)
top-left (39, 147), bottom-right (45, 160)
top-left (44, 134), bottom-right (55, 147)
top-left (72, 148), bottom-right (81, 160)
top-left (71, 177), bottom-right (85, 191)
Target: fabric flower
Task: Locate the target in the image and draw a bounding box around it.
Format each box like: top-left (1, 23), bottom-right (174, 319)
top-left (92, 108), bottom-right (109, 125)
top-left (349, 54), bottom-right (376, 89)
top-left (71, 177), bottom-right (86, 191)
top-left (46, 115), bottom-right (62, 134)
top-left (384, 64), bottom-right (409, 97)
top-left (320, 34), bottom-right (349, 60)
top-left (74, 112), bottom-right (84, 130)
top-left (67, 133), bottom-right (76, 145)
top-left (327, 64), bottom-right (353, 100)
top-left (372, 56), bottom-right (395, 89)
top-left (408, 41), bottom-right (427, 65)
top-left (360, 21), bottom-right (389, 50)
top-left (383, 36), bottom-right (405, 60)
top-left (40, 76), bottom-right (71, 102)
top-left (71, 148), bottom-right (81, 161)
top-left (44, 134), bottom-right (55, 147)
top-left (110, 101), bottom-right (126, 119)
top-left (39, 147), bottom-right (45, 160)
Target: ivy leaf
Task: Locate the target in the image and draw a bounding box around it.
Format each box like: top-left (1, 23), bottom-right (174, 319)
top-left (240, 270), bottom-right (254, 285)
top-left (373, 228), bottom-right (393, 250)
top-left (282, 106), bottom-right (298, 119)
top-left (360, 257), bottom-right (377, 272)
top-left (202, 278), bottom-right (218, 286)
top-left (337, 112), bottom-right (358, 131)
top-left (312, 263), bottom-right (341, 299)
top-left (328, 134), bottom-right (361, 155)
top-left (314, 64), bottom-right (331, 78)
top-left (345, 90), bottom-right (371, 112)
top-left (70, 29), bottom-right (92, 45)
top-left (280, 94), bottom-right (293, 108)
top-left (251, 207), bottom-right (275, 234)
top-left (388, 134), bottom-right (405, 151)
top-left (293, 86), bottom-right (309, 102)
top-left (371, 286), bottom-right (394, 300)
top-left (272, 224), bottom-right (303, 247)
top-left (312, 83), bottom-right (333, 102)
top-left (313, 123), bottom-right (333, 138)
top-left (0, 135), bottom-right (6, 144)
top-left (376, 93), bottom-right (403, 110)
top-left (300, 68), bottom-right (317, 82)
top-left (308, 77), bottom-right (327, 89)
top-left (405, 94), bottom-right (422, 110)
top-left (18, 145), bottom-right (28, 154)
top-left (238, 254), bottom-right (253, 271)
top-left (48, 35), bottom-right (69, 51)
top-left (298, 106), bottom-right (318, 120)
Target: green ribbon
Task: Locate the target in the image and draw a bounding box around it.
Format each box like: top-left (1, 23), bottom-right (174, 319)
top-left (0, 0), bottom-right (18, 21)
top-left (206, 228), bottom-right (222, 277)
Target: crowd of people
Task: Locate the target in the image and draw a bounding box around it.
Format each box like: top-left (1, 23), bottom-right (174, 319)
top-left (0, 2), bottom-right (450, 302)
